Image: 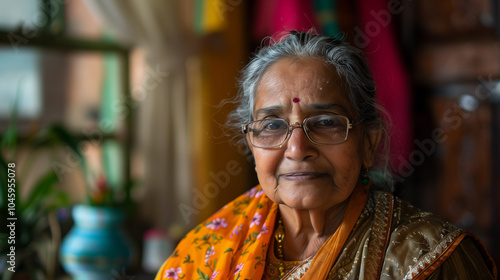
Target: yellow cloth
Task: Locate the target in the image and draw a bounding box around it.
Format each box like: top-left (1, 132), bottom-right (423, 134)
top-left (194, 0), bottom-right (227, 34)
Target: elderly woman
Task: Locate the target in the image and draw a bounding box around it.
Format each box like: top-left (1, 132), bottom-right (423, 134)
top-left (155, 32), bottom-right (497, 279)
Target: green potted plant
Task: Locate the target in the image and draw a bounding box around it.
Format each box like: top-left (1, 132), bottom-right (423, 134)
top-left (1, 97), bottom-right (133, 280)
top-left (0, 103), bottom-right (75, 280)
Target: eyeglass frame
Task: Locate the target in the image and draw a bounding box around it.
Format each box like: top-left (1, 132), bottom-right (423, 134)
top-left (241, 115), bottom-right (365, 148)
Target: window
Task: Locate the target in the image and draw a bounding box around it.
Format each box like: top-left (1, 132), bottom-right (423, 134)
top-left (0, 0), bottom-right (133, 204)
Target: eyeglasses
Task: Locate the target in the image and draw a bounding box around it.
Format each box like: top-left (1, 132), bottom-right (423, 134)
top-left (241, 115), bottom-right (364, 148)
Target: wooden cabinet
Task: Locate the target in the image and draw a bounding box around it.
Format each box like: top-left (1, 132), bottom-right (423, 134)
top-left (407, 0), bottom-right (500, 264)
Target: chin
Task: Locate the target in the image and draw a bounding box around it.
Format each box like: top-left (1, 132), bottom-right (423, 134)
top-left (276, 180), bottom-right (352, 209)
top-left (278, 189), bottom-right (332, 209)
top-left (279, 179), bottom-right (335, 195)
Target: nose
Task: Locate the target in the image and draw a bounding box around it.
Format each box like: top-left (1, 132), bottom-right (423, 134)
top-left (283, 123), bottom-right (318, 161)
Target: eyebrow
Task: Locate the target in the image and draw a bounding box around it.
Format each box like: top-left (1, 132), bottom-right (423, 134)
top-left (254, 103), bottom-right (349, 118)
top-left (254, 105), bottom-right (284, 118)
top-left (308, 103), bottom-right (348, 112)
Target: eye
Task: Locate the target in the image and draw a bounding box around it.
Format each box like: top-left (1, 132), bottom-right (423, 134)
top-left (309, 115), bottom-right (346, 130)
top-left (249, 119), bottom-right (287, 136)
top-left (261, 119), bottom-right (287, 131)
top-left (319, 118), bottom-right (334, 126)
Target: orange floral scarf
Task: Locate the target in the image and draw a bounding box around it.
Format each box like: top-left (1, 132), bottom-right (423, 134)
top-left (155, 186), bottom-right (278, 280)
top-left (155, 184), bottom-right (368, 280)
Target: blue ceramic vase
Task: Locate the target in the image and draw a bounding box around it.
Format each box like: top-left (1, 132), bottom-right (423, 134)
top-left (60, 205), bottom-right (131, 280)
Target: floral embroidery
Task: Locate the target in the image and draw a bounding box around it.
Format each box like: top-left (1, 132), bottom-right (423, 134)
top-left (245, 188), bottom-right (258, 197)
top-left (156, 185), bottom-right (278, 280)
top-left (205, 246), bottom-right (215, 263)
top-left (206, 218), bottom-right (228, 230)
top-left (245, 188), bottom-right (264, 198)
top-left (230, 225), bottom-right (244, 238)
top-left (257, 224), bottom-right (269, 239)
top-left (210, 271), bottom-right (220, 280)
top-left (164, 267), bottom-right (182, 279)
top-left (250, 213), bottom-right (262, 228)
top-left (234, 263), bottom-right (244, 275)
top-left (255, 189), bottom-right (264, 197)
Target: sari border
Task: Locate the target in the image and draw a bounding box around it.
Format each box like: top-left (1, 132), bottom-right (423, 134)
top-left (359, 191), bottom-right (394, 280)
top-left (372, 192), bottom-right (394, 279)
top-left (404, 231), bottom-right (465, 280)
top-left (406, 231), bottom-right (498, 280)
top-left (281, 255), bottom-right (314, 280)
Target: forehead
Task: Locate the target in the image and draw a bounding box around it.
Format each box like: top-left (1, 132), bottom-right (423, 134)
top-left (254, 57), bottom-right (354, 117)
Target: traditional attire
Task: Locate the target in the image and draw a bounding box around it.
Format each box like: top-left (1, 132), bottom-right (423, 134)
top-left (155, 185), bottom-right (497, 280)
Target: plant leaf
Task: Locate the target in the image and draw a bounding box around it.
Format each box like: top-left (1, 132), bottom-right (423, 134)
top-left (45, 190), bottom-right (70, 212)
top-left (0, 154), bottom-right (8, 210)
top-left (47, 124), bottom-right (83, 158)
top-left (1, 89), bottom-right (19, 151)
top-left (20, 172), bottom-right (59, 212)
top-left (46, 124), bottom-right (91, 195)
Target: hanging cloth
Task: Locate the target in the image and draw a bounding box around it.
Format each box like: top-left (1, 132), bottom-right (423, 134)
top-left (194, 0), bottom-right (227, 35)
top-left (313, 0), bottom-right (342, 39)
top-left (253, 0), bottom-right (320, 42)
top-left (356, 0), bottom-right (412, 170)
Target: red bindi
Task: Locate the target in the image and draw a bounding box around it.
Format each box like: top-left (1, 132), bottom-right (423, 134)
top-left (292, 98), bottom-right (300, 103)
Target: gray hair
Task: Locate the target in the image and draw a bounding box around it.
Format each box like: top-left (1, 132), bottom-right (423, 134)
top-left (227, 31), bottom-right (393, 192)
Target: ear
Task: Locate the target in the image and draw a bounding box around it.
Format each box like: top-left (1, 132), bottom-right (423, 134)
top-left (362, 127), bottom-right (382, 169)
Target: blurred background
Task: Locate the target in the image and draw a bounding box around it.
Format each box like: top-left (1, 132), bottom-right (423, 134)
top-left (0, 0), bottom-right (499, 278)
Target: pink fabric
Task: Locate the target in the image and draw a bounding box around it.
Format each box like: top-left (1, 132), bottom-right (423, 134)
top-left (356, 0), bottom-right (412, 170)
top-left (253, 0), bottom-right (320, 41)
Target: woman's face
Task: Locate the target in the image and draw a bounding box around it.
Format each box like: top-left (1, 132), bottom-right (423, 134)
top-left (249, 58), bottom-right (373, 211)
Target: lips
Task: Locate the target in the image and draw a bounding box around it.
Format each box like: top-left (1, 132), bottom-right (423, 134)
top-left (279, 171), bottom-right (329, 180)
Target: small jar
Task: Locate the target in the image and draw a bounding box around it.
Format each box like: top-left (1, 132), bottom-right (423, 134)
top-left (142, 229), bottom-right (173, 273)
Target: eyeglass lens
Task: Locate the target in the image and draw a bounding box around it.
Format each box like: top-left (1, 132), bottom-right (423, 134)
top-left (248, 115), bottom-right (349, 147)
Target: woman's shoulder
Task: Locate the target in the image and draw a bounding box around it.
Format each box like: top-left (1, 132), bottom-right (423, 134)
top-left (366, 190), bottom-right (456, 234)
top-left (373, 191), bottom-right (497, 279)
top-left (390, 194), bottom-right (457, 233)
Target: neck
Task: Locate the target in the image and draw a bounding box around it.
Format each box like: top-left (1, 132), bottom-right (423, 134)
top-left (277, 200), bottom-right (349, 261)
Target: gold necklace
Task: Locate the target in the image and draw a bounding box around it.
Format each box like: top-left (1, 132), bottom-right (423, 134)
top-left (275, 218), bottom-right (285, 277)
